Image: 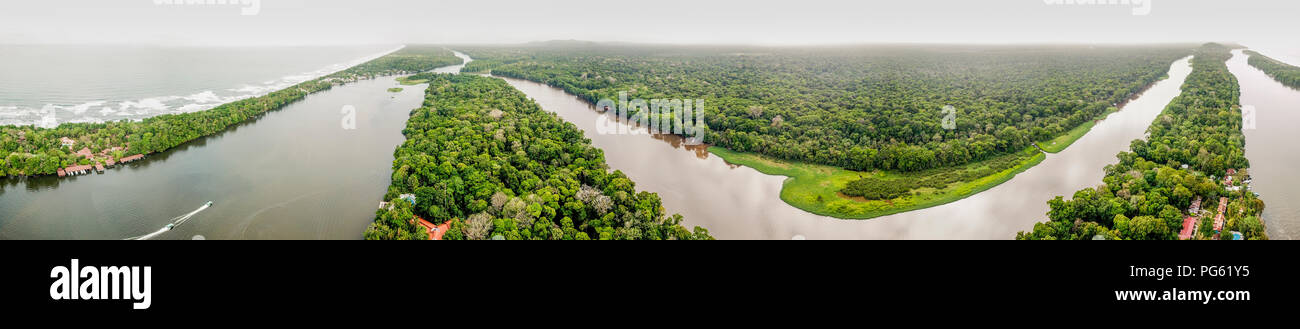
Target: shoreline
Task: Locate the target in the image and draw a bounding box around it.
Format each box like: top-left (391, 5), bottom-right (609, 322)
top-left (1, 45), bottom-right (461, 180)
top-left (1035, 65), bottom-right (1176, 153)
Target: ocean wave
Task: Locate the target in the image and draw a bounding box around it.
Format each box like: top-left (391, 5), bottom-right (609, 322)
top-left (0, 45), bottom-right (404, 127)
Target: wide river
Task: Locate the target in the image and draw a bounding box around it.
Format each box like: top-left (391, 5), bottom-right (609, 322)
top-left (12, 49), bottom-right (1288, 240)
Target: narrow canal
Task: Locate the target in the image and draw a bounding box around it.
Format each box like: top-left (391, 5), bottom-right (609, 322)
top-left (0, 73), bottom-right (440, 239)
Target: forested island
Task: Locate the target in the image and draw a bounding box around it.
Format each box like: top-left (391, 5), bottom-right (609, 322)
top-left (364, 73), bottom-right (712, 240)
top-left (0, 46), bottom-right (462, 178)
top-left (1245, 50), bottom-right (1300, 88)
top-left (1019, 43), bottom-right (1267, 240)
top-left (456, 43), bottom-right (1192, 218)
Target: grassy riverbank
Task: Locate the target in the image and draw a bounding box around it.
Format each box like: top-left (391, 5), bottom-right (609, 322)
top-left (709, 146), bottom-right (1045, 219)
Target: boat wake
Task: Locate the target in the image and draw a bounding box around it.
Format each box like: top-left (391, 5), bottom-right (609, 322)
top-left (126, 201), bottom-right (214, 240)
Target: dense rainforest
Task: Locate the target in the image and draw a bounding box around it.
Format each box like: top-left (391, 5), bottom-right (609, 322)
top-left (364, 73), bottom-right (711, 240)
top-left (457, 43), bottom-right (1192, 174)
top-left (1245, 50), bottom-right (1300, 88)
top-left (0, 46), bottom-right (463, 177)
top-left (1018, 43), bottom-right (1266, 240)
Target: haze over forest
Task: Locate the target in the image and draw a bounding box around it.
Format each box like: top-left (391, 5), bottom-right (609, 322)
top-left (0, 0), bottom-right (1297, 50)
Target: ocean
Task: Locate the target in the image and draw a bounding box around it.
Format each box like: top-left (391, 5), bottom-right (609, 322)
top-left (0, 44), bottom-right (399, 127)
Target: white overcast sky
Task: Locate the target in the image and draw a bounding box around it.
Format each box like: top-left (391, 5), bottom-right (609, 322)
top-left (0, 0), bottom-right (1296, 49)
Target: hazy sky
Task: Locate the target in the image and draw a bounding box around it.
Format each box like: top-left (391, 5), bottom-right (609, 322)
top-left (1, 0), bottom-right (1296, 48)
